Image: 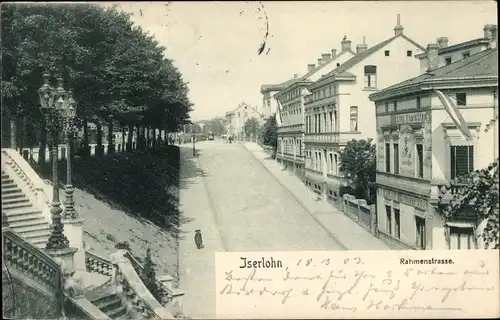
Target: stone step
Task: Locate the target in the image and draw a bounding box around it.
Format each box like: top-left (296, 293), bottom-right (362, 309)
top-left (2, 178), bottom-right (15, 185)
top-left (2, 196), bottom-right (29, 204)
top-left (22, 229), bottom-right (52, 240)
top-left (2, 202), bottom-right (32, 210)
top-left (2, 173), bottom-right (9, 179)
top-left (96, 295), bottom-right (123, 313)
top-left (7, 216), bottom-right (47, 229)
top-left (106, 305), bottom-right (127, 319)
top-left (31, 238), bottom-right (49, 249)
top-left (2, 187), bottom-right (22, 194)
top-left (12, 223), bottom-right (50, 235)
top-left (3, 208), bottom-right (42, 219)
top-left (2, 192), bottom-right (25, 199)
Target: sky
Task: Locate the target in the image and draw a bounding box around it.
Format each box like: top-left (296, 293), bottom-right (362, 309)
top-left (104, 1), bottom-right (497, 121)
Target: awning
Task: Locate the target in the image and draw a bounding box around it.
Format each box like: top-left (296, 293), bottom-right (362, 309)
top-left (435, 89), bottom-right (473, 140)
top-left (446, 221), bottom-right (475, 228)
top-left (448, 135), bottom-right (474, 146)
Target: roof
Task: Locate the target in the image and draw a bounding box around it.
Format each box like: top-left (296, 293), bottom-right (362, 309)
top-left (321, 33), bottom-right (425, 80)
top-left (299, 49), bottom-right (355, 80)
top-left (260, 77), bottom-right (302, 93)
top-left (414, 38), bottom-right (490, 58)
top-left (370, 48), bottom-right (498, 99)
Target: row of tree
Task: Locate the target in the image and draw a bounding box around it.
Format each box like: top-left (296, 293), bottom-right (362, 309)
top-left (1, 3), bottom-right (192, 159)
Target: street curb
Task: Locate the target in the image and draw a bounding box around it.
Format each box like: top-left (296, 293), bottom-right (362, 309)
top-left (240, 143), bottom-right (349, 251)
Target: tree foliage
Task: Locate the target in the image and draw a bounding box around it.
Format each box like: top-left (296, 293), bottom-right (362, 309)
top-left (244, 117), bottom-right (260, 137)
top-left (261, 115), bottom-right (278, 150)
top-left (1, 3), bottom-right (192, 145)
top-left (142, 247), bottom-right (162, 302)
top-left (205, 118), bottom-right (225, 136)
top-left (338, 139), bottom-right (376, 204)
top-left (437, 159), bottom-right (499, 249)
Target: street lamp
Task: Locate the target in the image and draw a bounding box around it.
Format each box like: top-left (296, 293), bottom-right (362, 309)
top-left (62, 90), bottom-right (78, 220)
top-left (38, 74), bottom-right (70, 250)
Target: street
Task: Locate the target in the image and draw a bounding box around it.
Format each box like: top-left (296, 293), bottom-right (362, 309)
top-left (178, 140), bottom-right (345, 319)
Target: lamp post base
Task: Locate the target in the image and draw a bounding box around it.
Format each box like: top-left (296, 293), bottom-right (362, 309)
top-left (61, 217), bottom-right (85, 272)
top-left (46, 246), bottom-right (78, 275)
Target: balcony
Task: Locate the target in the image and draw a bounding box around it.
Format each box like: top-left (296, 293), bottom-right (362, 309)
top-left (277, 124), bottom-right (305, 133)
top-left (429, 180), bottom-right (471, 205)
top-left (304, 133), bottom-right (338, 144)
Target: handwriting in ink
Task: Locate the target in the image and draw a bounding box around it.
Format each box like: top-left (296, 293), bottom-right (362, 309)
top-left (362, 280), bottom-right (401, 301)
top-left (283, 267), bottom-right (322, 281)
top-left (410, 280), bottom-right (496, 302)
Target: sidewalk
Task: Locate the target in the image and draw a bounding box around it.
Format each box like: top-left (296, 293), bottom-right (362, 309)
top-left (242, 142), bottom-right (391, 251)
top-left (178, 152), bottom-right (225, 319)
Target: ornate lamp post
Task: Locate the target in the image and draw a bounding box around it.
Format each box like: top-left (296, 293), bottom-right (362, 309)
top-left (62, 91), bottom-right (78, 220)
top-left (38, 74), bottom-right (71, 251)
top-left (192, 133), bottom-right (196, 157)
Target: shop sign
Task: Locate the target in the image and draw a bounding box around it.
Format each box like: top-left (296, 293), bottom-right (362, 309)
top-left (399, 124), bottom-right (415, 177)
top-left (395, 112), bottom-right (427, 125)
top-left (384, 189), bottom-right (427, 211)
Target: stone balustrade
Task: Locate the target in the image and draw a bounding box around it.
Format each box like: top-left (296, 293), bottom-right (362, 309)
top-left (85, 250), bottom-right (114, 276)
top-left (111, 250), bottom-right (174, 319)
top-left (2, 227), bottom-right (62, 296)
top-left (124, 251), bottom-right (184, 312)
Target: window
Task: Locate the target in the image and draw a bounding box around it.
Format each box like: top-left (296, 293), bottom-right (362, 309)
top-left (407, 50), bottom-right (413, 57)
top-left (385, 206), bottom-right (392, 235)
top-left (334, 154), bottom-right (338, 175)
top-left (350, 106), bottom-right (358, 131)
top-left (385, 102), bottom-right (389, 113)
top-left (415, 216), bottom-right (426, 249)
top-left (393, 143), bottom-right (399, 174)
top-left (329, 153), bottom-right (333, 174)
top-left (394, 209), bottom-right (401, 239)
top-left (416, 144), bottom-right (424, 178)
top-left (333, 111), bottom-right (337, 131)
top-left (416, 97), bottom-right (421, 109)
top-left (456, 92), bottom-right (467, 105)
top-left (450, 145), bottom-right (474, 179)
top-left (394, 101), bottom-right (398, 111)
top-left (449, 227), bottom-right (475, 249)
top-left (364, 65), bottom-right (377, 88)
top-left (385, 143), bottom-right (391, 172)
top-left (462, 52), bottom-right (470, 59)
top-left (445, 57), bottom-right (452, 65)
top-left (385, 50), bottom-right (390, 56)
top-left (328, 112), bottom-right (333, 132)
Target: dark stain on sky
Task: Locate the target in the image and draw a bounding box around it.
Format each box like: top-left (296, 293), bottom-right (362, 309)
top-left (256, 2), bottom-right (270, 56)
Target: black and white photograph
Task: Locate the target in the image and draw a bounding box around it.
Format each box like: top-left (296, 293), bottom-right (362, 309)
top-left (1, 1), bottom-right (498, 319)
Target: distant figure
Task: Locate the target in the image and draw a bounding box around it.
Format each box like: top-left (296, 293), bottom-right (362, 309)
top-left (194, 229), bottom-right (203, 249)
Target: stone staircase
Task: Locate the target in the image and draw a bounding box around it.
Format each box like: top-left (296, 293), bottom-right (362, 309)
top-left (1, 171), bottom-right (51, 249)
top-left (85, 282), bottom-right (139, 319)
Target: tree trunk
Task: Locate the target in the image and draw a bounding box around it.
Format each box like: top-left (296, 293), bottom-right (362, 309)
top-left (146, 127), bottom-right (150, 148)
top-left (9, 119), bottom-right (16, 149)
top-left (18, 116), bottom-right (25, 155)
top-left (152, 128), bottom-right (157, 149)
top-left (83, 117), bottom-right (89, 157)
top-left (96, 120), bottom-right (103, 157)
top-left (39, 124), bottom-right (47, 164)
top-left (127, 124), bottom-right (133, 151)
top-left (107, 117), bottom-right (114, 154)
top-left (121, 125), bottom-right (126, 152)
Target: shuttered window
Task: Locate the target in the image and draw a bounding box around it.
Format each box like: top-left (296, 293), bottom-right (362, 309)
top-left (385, 143), bottom-right (391, 172)
top-left (449, 227), bottom-right (475, 249)
top-left (450, 146), bottom-right (474, 179)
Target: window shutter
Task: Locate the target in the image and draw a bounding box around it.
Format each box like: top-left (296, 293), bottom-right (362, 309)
top-left (468, 146), bottom-right (474, 171)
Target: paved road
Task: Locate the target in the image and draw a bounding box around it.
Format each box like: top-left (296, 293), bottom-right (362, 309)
top-left (190, 140), bottom-right (345, 251)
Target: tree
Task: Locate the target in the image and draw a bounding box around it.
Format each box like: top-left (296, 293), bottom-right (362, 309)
top-left (205, 118), bottom-right (225, 136)
top-left (437, 159), bottom-right (499, 249)
top-left (261, 115), bottom-right (278, 155)
top-left (141, 247), bottom-right (162, 301)
top-left (244, 117), bottom-right (260, 138)
top-left (338, 139), bottom-right (376, 204)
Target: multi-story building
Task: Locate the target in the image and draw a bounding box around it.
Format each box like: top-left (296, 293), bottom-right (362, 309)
top-left (225, 102), bottom-right (265, 139)
top-left (369, 35), bottom-right (498, 250)
top-left (414, 24), bottom-right (497, 74)
top-left (274, 41), bottom-right (357, 180)
top-left (303, 15), bottom-right (426, 202)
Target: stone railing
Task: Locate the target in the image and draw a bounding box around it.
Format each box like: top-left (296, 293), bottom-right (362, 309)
top-left (1, 148), bottom-right (54, 225)
top-left (85, 250), bottom-right (114, 276)
top-left (2, 227), bottom-right (63, 312)
top-left (111, 250), bottom-right (174, 319)
top-left (342, 194), bottom-right (376, 234)
top-left (124, 251), bottom-right (184, 313)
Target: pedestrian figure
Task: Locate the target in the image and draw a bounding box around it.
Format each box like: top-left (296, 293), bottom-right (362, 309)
top-left (194, 229), bottom-right (203, 249)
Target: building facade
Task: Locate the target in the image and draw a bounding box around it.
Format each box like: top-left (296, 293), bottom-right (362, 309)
top-left (274, 42), bottom-right (356, 180)
top-left (225, 102), bottom-right (265, 139)
top-left (369, 44), bottom-right (498, 250)
top-left (303, 15), bottom-right (426, 203)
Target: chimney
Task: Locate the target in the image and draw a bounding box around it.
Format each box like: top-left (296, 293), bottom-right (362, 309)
top-left (394, 14), bottom-right (404, 35)
top-left (437, 37), bottom-right (449, 48)
top-left (341, 38), bottom-right (352, 52)
top-left (293, 73), bottom-right (299, 79)
top-left (321, 53), bottom-right (332, 61)
top-left (426, 43), bottom-right (439, 72)
top-left (486, 24), bottom-right (498, 49)
top-left (317, 58), bottom-right (323, 65)
top-left (331, 49), bottom-right (337, 58)
top-left (307, 64), bottom-right (315, 72)
top-left (356, 36), bottom-right (368, 54)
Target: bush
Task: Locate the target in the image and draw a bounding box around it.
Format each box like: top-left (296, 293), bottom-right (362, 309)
top-left (141, 247), bottom-right (163, 302)
top-left (37, 147), bottom-right (181, 234)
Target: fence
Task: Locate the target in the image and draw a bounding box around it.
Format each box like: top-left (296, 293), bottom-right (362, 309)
top-left (342, 194), bottom-right (376, 234)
